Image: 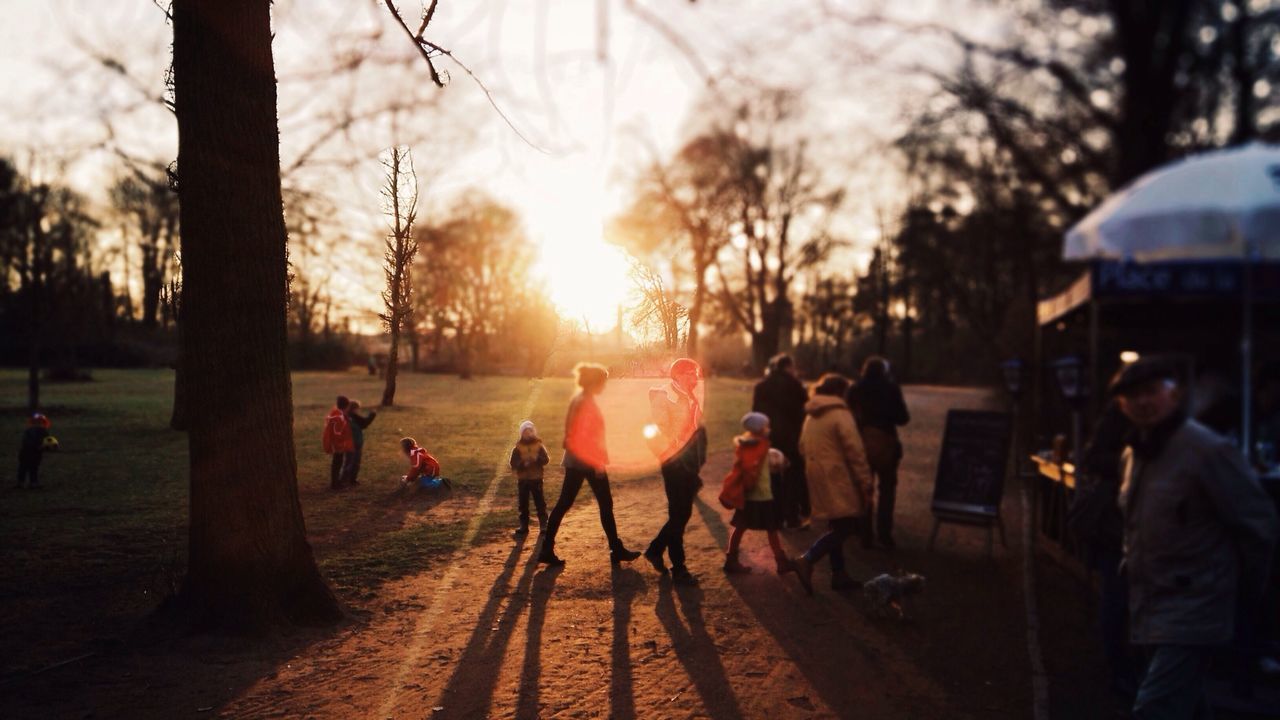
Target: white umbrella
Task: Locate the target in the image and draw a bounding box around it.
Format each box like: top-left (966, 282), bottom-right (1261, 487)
top-left (1064, 142), bottom-right (1280, 455)
top-left (1065, 142), bottom-right (1280, 261)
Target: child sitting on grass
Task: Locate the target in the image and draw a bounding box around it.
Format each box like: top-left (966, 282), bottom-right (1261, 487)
top-left (509, 420), bottom-right (550, 537)
top-left (399, 437), bottom-right (452, 491)
top-left (15, 413), bottom-right (51, 489)
top-left (720, 412), bottom-right (794, 576)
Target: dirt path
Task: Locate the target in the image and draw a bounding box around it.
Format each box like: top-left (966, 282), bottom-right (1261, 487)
top-left (214, 385), bottom-right (1036, 719)
top-left (6, 386), bottom-right (1105, 719)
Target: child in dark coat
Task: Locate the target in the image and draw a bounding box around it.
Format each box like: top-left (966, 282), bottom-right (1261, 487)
top-left (16, 413), bottom-right (50, 489)
top-left (723, 412), bottom-right (793, 575)
top-left (509, 420), bottom-right (550, 536)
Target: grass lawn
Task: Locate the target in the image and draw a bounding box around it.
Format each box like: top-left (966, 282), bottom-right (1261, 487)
top-left (0, 368), bottom-right (753, 674)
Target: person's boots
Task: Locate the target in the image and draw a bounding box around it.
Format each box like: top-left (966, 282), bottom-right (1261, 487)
top-left (672, 567), bottom-right (699, 586)
top-left (513, 521), bottom-right (529, 538)
top-left (537, 541), bottom-right (565, 566)
top-left (774, 555), bottom-right (796, 575)
top-left (610, 544), bottom-right (641, 565)
top-left (793, 555), bottom-right (814, 595)
top-left (723, 550), bottom-right (750, 575)
top-left (831, 569), bottom-right (859, 591)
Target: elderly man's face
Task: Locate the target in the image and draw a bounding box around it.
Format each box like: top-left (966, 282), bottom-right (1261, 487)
top-left (1118, 379), bottom-right (1183, 430)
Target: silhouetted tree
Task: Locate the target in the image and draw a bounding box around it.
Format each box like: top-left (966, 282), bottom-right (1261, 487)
top-left (378, 146), bottom-right (418, 405)
top-left (171, 0), bottom-right (339, 631)
top-left (110, 167), bottom-right (179, 329)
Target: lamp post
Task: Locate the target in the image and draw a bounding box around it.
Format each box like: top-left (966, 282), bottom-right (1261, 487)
top-left (1050, 355), bottom-right (1088, 466)
top-left (1000, 358), bottom-right (1027, 477)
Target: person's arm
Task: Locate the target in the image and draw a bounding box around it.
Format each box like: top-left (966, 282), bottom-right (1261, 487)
top-left (510, 447), bottom-right (523, 470)
top-left (536, 445), bottom-right (550, 467)
top-left (1199, 442), bottom-right (1278, 602)
top-left (405, 454), bottom-right (423, 484)
top-left (836, 410), bottom-right (876, 501)
top-left (351, 411), bottom-right (375, 429)
top-left (891, 384), bottom-right (910, 426)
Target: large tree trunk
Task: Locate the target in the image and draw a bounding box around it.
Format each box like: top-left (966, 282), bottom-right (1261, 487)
top-left (172, 0), bottom-right (339, 631)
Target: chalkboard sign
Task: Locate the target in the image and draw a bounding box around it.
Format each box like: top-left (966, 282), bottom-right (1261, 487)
top-left (931, 410), bottom-right (1012, 518)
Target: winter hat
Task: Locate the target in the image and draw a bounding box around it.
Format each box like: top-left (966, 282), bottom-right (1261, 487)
top-left (519, 420), bottom-right (537, 437)
top-left (742, 412), bottom-right (769, 435)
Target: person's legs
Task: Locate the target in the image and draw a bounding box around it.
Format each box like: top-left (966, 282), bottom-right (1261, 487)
top-left (27, 456), bottom-right (40, 487)
top-left (330, 453), bottom-right (344, 488)
top-left (542, 468), bottom-right (586, 555)
top-left (793, 457), bottom-right (810, 520)
top-left (646, 466), bottom-right (678, 558)
top-left (1133, 645), bottom-right (1210, 720)
top-left (584, 471), bottom-right (622, 549)
top-left (728, 526), bottom-right (746, 555)
top-left (517, 480), bottom-right (532, 530)
top-left (342, 449), bottom-right (362, 485)
top-left (877, 459), bottom-right (899, 543)
top-left (664, 470), bottom-right (696, 573)
top-left (532, 481), bottom-right (548, 526)
top-left (1095, 549), bottom-right (1136, 695)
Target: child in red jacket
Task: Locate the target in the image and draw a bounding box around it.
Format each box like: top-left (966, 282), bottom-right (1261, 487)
top-left (400, 437), bottom-right (451, 491)
top-left (722, 412), bottom-right (793, 575)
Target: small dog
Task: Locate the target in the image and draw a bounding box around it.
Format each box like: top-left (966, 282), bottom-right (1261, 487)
top-left (862, 572), bottom-right (926, 619)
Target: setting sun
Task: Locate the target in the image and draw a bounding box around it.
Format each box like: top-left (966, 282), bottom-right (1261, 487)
top-left (524, 160), bottom-right (634, 334)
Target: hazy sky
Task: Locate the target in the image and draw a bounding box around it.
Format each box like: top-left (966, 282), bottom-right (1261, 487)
top-left (0, 0), bottom-right (996, 331)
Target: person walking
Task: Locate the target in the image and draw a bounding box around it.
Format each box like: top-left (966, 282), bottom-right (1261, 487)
top-left (341, 400), bottom-right (377, 486)
top-left (1112, 356), bottom-right (1277, 719)
top-left (538, 363), bottom-right (641, 567)
top-left (510, 420), bottom-right (550, 537)
top-left (720, 412), bottom-right (794, 576)
top-left (792, 374), bottom-right (875, 594)
top-left (322, 396), bottom-right (355, 490)
top-left (845, 356), bottom-right (910, 549)
top-left (753, 354), bottom-right (809, 528)
top-left (643, 358), bottom-right (709, 586)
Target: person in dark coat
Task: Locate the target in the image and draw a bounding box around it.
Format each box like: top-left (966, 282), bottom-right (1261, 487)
top-left (845, 356), bottom-right (910, 548)
top-left (16, 413), bottom-right (50, 489)
top-left (1069, 399), bottom-right (1137, 697)
top-left (1114, 356), bottom-right (1277, 719)
top-left (341, 400), bottom-right (376, 486)
top-left (753, 354), bottom-right (810, 528)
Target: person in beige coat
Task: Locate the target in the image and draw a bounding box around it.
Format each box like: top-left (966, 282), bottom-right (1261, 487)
top-left (792, 374), bottom-right (876, 594)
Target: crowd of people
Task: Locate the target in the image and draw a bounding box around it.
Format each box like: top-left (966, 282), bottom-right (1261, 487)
top-left (511, 354), bottom-right (910, 591)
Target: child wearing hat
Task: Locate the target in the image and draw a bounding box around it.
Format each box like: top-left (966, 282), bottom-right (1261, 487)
top-left (15, 413), bottom-right (51, 489)
top-left (721, 411), bottom-right (794, 575)
top-left (509, 420), bottom-right (550, 536)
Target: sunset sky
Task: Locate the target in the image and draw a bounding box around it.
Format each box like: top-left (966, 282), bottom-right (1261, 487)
top-left (0, 0), bottom-right (994, 333)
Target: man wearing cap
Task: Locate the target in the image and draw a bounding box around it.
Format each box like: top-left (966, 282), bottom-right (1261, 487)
top-left (644, 358), bottom-right (709, 586)
top-left (1112, 356), bottom-right (1277, 719)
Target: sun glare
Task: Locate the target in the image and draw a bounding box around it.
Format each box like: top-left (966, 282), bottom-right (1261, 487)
top-left (525, 162), bottom-right (634, 334)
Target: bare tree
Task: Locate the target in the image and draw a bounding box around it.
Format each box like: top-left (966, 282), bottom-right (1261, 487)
top-left (110, 167), bottom-right (179, 329)
top-left (378, 146), bottom-right (418, 406)
top-left (628, 259), bottom-right (686, 351)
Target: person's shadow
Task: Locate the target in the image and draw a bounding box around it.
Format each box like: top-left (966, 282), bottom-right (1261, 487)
top-left (654, 578), bottom-right (745, 719)
top-left (609, 566), bottom-right (644, 720)
top-left (515, 565), bottom-right (561, 719)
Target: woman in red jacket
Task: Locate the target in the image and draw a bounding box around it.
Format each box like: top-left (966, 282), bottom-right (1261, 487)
top-left (537, 363), bottom-right (641, 567)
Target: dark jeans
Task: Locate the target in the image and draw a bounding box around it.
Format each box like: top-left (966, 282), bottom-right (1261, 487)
top-left (518, 478), bottom-right (548, 528)
top-left (873, 458), bottom-right (899, 540)
top-left (16, 453), bottom-right (40, 487)
top-left (1093, 547), bottom-right (1135, 692)
top-left (781, 455), bottom-right (809, 526)
top-left (1133, 645), bottom-right (1211, 720)
top-left (803, 517), bottom-right (859, 573)
top-left (341, 447), bottom-right (364, 484)
top-left (543, 467), bottom-right (621, 553)
top-left (647, 463), bottom-right (700, 573)
top-left (330, 452), bottom-right (347, 488)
